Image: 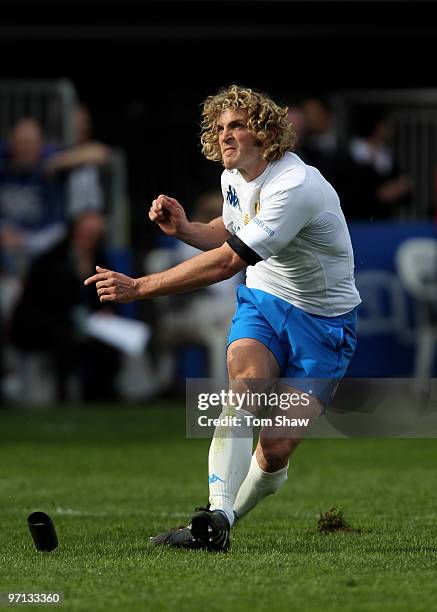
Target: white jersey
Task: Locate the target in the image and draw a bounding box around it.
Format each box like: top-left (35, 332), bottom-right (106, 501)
top-left (221, 151), bottom-right (361, 317)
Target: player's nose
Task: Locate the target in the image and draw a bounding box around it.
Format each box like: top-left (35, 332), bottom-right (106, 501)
top-left (221, 125), bottom-right (234, 141)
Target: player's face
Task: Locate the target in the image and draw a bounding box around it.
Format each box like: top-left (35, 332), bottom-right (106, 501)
top-left (217, 108), bottom-right (267, 181)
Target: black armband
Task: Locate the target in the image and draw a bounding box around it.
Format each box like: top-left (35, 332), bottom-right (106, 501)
top-left (227, 235), bottom-right (263, 266)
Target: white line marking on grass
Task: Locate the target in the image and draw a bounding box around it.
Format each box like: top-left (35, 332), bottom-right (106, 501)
top-left (53, 507), bottom-right (188, 519)
top-left (158, 512), bottom-right (187, 518)
top-left (54, 507), bottom-right (110, 517)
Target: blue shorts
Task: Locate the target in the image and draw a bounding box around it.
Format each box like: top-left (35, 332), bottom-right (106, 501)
top-left (227, 285), bottom-right (358, 406)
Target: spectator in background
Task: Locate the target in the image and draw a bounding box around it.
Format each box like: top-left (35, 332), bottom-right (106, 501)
top-left (0, 118), bottom-right (66, 277)
top-left (8, 210), bottom-right (121, 403)
top-left (1, 111), bottom-right (114, 404)
top-left (295, 96), bottom-right (353, 203)
top-left (301, 97), bottom-right (339, 158)
top-left (342, 106), bottom-right (412, 220)
top-left (47, 104), bottom-right (110, 218)
top-left (0, 113), bottom-right (112, 315)
top-left (0, 117), bottom-right (67, 363)
top-left (286, 105), bottom-right (308, 159)
top-left (1, 113), bottom-right (111, 269)
top-left (299, 97), bottom-right (345, 180)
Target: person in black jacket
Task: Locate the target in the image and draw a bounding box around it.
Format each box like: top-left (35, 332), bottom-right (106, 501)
top-left (9, 210), bottom-right (121, 402)
top-left (341, 106), bottom-right (412, 220)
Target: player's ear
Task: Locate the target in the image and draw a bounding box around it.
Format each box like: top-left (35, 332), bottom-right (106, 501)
top-left (266, 128), bottom-right (277, 143)
top-left (256, 129), bottom-right (277, 149)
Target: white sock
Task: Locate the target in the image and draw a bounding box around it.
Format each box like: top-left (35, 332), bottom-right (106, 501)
top-left (233, 452), bottom-right (289, 521)
top-left (208, 408), bottom-right (253, 527)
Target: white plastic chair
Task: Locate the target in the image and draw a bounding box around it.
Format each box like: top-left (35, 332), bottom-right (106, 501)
top-left (395, 237), bottom-right (437, 388)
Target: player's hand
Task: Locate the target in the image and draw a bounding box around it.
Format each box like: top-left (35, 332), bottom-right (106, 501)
top-left (0, 225), bottom-right (25, 249)
top-left (377, 175), bottom-right (411, 203)
top-left (148, 194), bottom-right (189, 237)
top-left (84, 266), bottom-right (139, 303)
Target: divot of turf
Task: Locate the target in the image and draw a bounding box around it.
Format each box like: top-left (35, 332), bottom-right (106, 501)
top-left (317, 506), bottom-right (361, 533)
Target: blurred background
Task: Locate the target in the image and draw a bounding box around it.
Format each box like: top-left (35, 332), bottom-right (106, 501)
top-left (1, 0), bottom-right (436, 407)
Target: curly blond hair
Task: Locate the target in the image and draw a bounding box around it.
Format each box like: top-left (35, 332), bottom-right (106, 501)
top-left (200, 84), bottom-right (296, 164)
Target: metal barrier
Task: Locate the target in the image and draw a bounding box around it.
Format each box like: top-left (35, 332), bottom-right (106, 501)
top-left (332, 89), bottom-right (437, 219)
top-left (0, 78), bottom-right (130, 247)
top-left (0, 79), bottom-right (78, 146)
top-left (106, 147), bottom-right (131, 248)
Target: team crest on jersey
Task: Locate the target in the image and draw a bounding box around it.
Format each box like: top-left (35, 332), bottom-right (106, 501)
top-left (226, 185), bottom-right (242, 211)
top-left (244, 213), bottom-right (250, 225)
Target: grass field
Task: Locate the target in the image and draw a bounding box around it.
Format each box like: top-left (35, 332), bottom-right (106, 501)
top-left (1, 403), bottom-right (437, 611)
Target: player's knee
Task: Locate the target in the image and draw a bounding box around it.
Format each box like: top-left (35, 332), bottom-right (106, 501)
top-left (227, 340), bottom-right (279, 380)
top-left (228, 362), bottom-right (273, 381)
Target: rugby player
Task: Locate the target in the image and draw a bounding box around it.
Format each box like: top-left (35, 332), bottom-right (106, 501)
top-left (85, 84), bottom-right (361, 552)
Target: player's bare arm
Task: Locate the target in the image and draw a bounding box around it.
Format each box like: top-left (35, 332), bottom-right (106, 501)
top-left (149, 194), bottom-right (230, 250)
top-left (84, 242), bottom-right (246, 303)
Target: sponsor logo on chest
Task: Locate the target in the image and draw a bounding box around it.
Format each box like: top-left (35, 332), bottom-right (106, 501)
top-left (226, 185), bottom-right (241, 211)
top-left (227, 183), bottom-right (261, 231)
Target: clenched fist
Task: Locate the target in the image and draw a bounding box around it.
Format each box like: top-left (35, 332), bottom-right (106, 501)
top-left (148, 194), bottom-right (189, 238)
